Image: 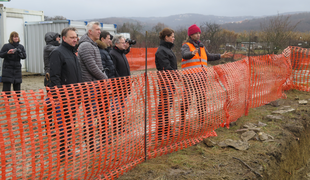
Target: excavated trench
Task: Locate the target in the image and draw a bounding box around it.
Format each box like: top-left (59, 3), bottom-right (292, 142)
top-left (263, 108), bottom-right (310, 180)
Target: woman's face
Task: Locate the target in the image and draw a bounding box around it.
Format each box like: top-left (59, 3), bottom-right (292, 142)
top-left (165, 33), bottom-right (175, 43)
top-left (12, 36), bottom-right (19, 43)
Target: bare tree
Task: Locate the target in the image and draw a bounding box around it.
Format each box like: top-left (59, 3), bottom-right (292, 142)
top-left (200, 22), bottom-right (223, 53)
top-left (173, 27), bottom-right (188, 62)
top-left (260, 14), bottom-right (300, 54)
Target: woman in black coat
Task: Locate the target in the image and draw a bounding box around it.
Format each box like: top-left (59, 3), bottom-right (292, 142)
top-left (155, 28), bottom-right (177, 141)
top-left (0, 31), bottom-right (26, 94)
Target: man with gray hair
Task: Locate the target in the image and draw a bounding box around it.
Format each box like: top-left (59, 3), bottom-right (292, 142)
top-left (78, 21), bottom-right (108, 82)
top-left (78, 21), bottom-right (107, 152)
top-left (110, 35), bottom-right (131, 77)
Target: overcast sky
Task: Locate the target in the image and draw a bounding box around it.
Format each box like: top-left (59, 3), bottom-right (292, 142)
top-left (1, 0), bottom-right (309, 20)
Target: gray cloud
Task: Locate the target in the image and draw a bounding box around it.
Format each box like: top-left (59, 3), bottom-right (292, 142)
top-left (1, 0), bottom-right (309, 20)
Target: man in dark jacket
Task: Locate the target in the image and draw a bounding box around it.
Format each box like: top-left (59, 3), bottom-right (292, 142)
top-left (48, 27), bottom-right (82, 161)
top-left (43, 32), bottom-right (60, 86)
top-left (49, 28), bottom-right (82, 87)
top-left (109, 35), bottom-right (131, 135)
top-left (96, 31), bottom-right (118, 79)
top-left (110, 35), bottom-right (131, 77)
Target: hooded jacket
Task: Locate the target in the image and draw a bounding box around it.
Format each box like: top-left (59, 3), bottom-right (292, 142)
top-left (0, 41), bottom-right (26, 84)
top-left (43, 32), bottom-right (60, 74)
top-left (96, 40), bottom-right (118, 79)
top-left (78, 34), bottom-right (108, 82)
top-left (155, 40), bottom-right (177, 71)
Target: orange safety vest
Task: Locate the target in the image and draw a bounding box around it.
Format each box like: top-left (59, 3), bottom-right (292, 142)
top-left (181, 42), bottom-right (208, 70)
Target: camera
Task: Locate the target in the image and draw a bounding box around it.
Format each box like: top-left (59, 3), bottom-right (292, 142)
top-left (125, 38), bottom-right (136, 45)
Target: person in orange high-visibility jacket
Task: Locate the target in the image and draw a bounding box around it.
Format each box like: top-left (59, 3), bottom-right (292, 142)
top-left (181, 24), bottom-right (232, 69)
top-left (180, 24), bottom-right (232, 133)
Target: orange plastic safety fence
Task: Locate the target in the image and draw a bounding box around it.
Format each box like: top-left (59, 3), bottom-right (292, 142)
top-left (233, 54), bottom-right (247, 60)
top-left (0, 46), bottom-right (308, 179)
top-left (126, 48), bottom-right (157, 71)
top-left (289, 46), bottom-right (310, 92)
top-left (247, 53), bottom-right (292, 108)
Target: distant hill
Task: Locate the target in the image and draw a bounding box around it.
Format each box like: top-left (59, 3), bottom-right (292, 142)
top-left (130, 13), bottom-right (255, 28)
top-left (91, 12), bottom-right (310, 32)
top-left (221, 12), bottom-right (310, 32)
top-left (93, 13), bottom-right (254, 30)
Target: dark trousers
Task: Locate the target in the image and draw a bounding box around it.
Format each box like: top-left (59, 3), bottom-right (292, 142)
top-left (157, 85), bottom-right (175, 139)
top-left (3, 82), bottom-right (21, 92)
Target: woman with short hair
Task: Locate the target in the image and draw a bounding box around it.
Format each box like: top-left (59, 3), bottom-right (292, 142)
top-left (0, 31), bottom-right (26, 94)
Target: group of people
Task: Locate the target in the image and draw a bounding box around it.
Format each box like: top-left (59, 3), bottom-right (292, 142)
top-left (0, 22), bottom-right (232, 157)
top-left (155, 24), bottom-right (232, 139)
top-left (45, 22), bottom-right (131, 88)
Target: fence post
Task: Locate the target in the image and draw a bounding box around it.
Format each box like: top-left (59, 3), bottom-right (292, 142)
top-left (144, 31), bottom-right (148, 161)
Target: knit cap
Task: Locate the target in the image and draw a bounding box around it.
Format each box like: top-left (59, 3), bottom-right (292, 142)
top-left (187, 24), bottom-right (201, 36)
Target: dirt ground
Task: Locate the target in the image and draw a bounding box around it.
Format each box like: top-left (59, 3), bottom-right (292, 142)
top-left (117, 90), bottom-right (310, 180)
top-left (2, 75), bottom-right (309, 180)
top-left (0, 74), bottom-right (45, 92)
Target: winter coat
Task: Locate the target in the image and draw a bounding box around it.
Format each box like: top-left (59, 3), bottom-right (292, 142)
top-left (78, 34), bottom-right (108, 82)
top-left (49, 41), bottom-right (82, 88)
top-left (43, 32), bottom-right (60, 74)
top-left (95, 40), bottom-right (118, 79)
top-left (110, 46), bottom-right (131, 77)
top-left (155, 40), bottom-right (177, 71)
top-left (0, 42), bottom-right (26, 83)
top-left (181, 38), bottom-right (221, 61)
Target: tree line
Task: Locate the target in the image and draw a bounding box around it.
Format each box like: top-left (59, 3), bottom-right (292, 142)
top-left (117, 14), bottom-right (310, 61)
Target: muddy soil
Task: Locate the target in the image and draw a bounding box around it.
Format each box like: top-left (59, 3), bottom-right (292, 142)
top-left (118, 90), bottom-right (310, 180)
top-left (0, 74), bottom-right (45, 92)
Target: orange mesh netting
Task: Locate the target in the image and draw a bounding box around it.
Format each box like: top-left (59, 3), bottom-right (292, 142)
top-left (289, 46), bottom-right (310, 91)
top-left (0, 46), bottom-right (309, 179)
top-left (126, 48), bottom-right (157, 71)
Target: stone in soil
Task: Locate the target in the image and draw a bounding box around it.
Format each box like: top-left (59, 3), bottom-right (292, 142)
top-left (257, 121), bottom-right (267, 127)
top-left (298, 100), bottom-right (308, 105)
top-left (218, 139), bottom-right (249, 151)
top-left (269, 99), bottom-right (284, 107)
top-left (241, 130), bottom-right (256, 142)
top-left (272, 106), bottom-right (295, 114)
top-left (266, 115), bottom-right (283, 121)
top-left (203, 138), bottom-right (216, 147)
top-left (243, 123), bottom-right (257, 129)
top-left (258, 132), bottom-right (274, 141)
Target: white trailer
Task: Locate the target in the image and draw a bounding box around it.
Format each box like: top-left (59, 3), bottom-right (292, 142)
top-left (0, 4), bottom-right (44, 77)
top-left (24, 20), bottom-right (117, 74)
top-left (24, 20), bottom-right (87, 74)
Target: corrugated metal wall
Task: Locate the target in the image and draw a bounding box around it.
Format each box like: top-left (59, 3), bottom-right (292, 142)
top-left (69, 20), bottom-right (86, 38)
top-left (25, 22), bottom-right (68, 74)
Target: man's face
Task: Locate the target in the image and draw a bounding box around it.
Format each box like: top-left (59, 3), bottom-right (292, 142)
top-left (63, 30), bottom-right (77, 47)
top-left (89, 24), bottom-right (101, 41)
top-left (115, 38), bottom-right (126, 50)
top-left (190, 32), bottom-right (200, 41)
top-left (101, 35), bottom-right (111, 47)
top-left (56, 37), bottom-right (61, 43)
